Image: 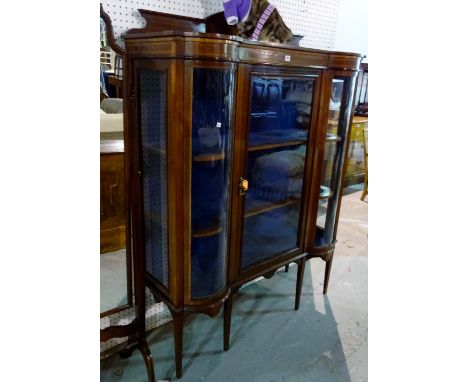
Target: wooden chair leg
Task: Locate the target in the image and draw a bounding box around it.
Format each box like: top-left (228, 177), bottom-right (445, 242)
top-left (172, 310), bottom-right (184, 378)
top-left (285, 264), bottom-right (289, 273)
top-left (223, 294), bottom-right (233, 351)
top-left (360, 181), bottom-right (368, 201)
top-left (323, 257), bottom-right (333, 294)
top-left (361, 160), bottom-right (368, 201)
top-left (295, 258), bottom-right (306, 310)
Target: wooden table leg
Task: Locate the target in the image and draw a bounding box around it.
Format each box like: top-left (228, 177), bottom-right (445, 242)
top-left (223, 294), bottom-right (233, 351)
top-left (171, 310), bottom-right (184, 378)
top-left (295, 258), bottom-right (306, 310)
top-left (323, 256), bottom-right (334, 294)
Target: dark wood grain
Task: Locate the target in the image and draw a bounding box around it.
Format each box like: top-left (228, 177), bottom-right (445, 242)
top-left (124, 33), bottom-right (361, 71)
top-left (244, 199), bottom-right (298, 218)
top-left (295, 258), bottom-right (306, 310)
top-left (100, 320), bottom-right (138, 343)
top-left (123, 28), bottom-right (363, 378)
top-left (303, 70), bottom-right (333, 253)
top-left (223, 293), bottom-right (233, 351)
top-left (205, 11), bottom-right (239, 36)
top-left (126, 9), bottom-right (207, 36)
top-left (100, 152), bottom-right (126, 253)
top-left (248, 139), bottom-right (306, 152)
top-left (323, 258), bottom-right (333, 294)
top-left (228, 63), bottom-right (251, 287)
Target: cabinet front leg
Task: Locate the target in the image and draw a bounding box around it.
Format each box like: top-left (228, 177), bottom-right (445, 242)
top-left (172, 311), bottom-right (184, 378)
top-left (295, 258), bottom-right (306, 310)
top-left (223, 294), bottom-right (233, 351)
top-left (323, 257), bottom-right (334, 294)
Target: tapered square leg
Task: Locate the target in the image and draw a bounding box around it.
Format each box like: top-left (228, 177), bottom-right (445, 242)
top-left (172, 311), bottom-right (184, 378)
top-left (223, 294), bottom-right (233, 351)
top-left (295, 258), bottom-right (306, 310)
top-left (323, 257), bottom-right (333, 294)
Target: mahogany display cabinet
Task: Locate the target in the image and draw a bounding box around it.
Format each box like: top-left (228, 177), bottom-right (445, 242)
top-left (124, 27), bottom-right (361, 378)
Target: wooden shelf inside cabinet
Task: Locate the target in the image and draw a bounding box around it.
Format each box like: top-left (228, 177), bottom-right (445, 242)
top-left (193, 152), bottom-right (226, 162)
top-left (245, 198), bottom-right (299, 218)
top-left (248, 139), bottom-right (306, 152)
top-left (192, 225), bottom-right (223, 238)
top-left (247, 129), bottom-right (308, 152)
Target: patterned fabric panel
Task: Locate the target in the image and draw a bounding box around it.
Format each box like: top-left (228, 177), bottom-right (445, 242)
top-left (140, 70), bottom-right (169, 288)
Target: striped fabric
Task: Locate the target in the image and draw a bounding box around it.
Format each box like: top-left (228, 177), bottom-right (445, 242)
top-left (251, 3), bottom-right (276, 41)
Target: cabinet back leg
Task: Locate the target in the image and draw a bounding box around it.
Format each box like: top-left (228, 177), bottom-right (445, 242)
top-left (323, 257), bottom-right (333, 294)
top-left (172, 311), bottom-right (184, 378)
top-left (295, 258), bottom-right (306, 310)
top-left (223, 294), bottom-right (233, 351)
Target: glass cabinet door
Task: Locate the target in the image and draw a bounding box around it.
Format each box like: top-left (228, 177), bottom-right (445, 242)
top-left (240, 75), bottom-right (316, 270)
top-left (315, 76), bottom-right (355, 246)
top-left (190, 67), bottom-right (235, 299)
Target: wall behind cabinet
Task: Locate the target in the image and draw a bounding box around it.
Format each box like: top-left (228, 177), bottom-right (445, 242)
top-left (334, 0), bottom-right (368, 60)
top-left (101, 0), bottom-right (340, 50)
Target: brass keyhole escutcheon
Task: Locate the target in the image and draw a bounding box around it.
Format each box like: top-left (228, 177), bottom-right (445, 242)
top-left (239, 177), bottom-right (249, 195)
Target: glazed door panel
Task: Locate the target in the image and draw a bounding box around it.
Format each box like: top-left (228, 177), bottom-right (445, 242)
top-left (314, 74), bottom-right (357, 247)
top-left (232, 67), bottom-right (320, 274)
top-left (186, 62), bottom-right (236, 301)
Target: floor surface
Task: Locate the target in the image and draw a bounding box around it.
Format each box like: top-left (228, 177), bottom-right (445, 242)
top-left (101, 249), bottom-right (128, 312)
top-left (100, 189), bottom-right (368, 382)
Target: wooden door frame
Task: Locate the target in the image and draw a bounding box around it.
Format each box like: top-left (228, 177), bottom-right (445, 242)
top-left (228, 64), bottom-right (324, 287)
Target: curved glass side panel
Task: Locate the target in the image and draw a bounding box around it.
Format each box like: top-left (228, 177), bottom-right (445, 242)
top-left (315, 77), bottom-right (353, 246)
top-left (241, 76), bottom-right (315, 270)
top-left (191, 68), bottom-right (235, 299)
top-left (140, 70), bottom-right (169, 288)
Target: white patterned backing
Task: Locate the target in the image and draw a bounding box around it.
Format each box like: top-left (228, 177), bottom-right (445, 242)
top-left (100, 0), bottom-right (341, 355)
top-left (101, 0), bottom-right (340, 50)
top-left (140, 70), bottom-right (170, 288)
top-left (101, 289), bottom-right (172, 354)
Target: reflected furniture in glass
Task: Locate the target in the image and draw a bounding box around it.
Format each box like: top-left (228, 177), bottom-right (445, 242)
top-left (303, 76), bottom-right (359, 296)
top-left (100, 6), bottom-right (156, 382)
top-left (123, 11), bottom-right (362, 379)
top-left (343, 116), bottom-right (367, 187)
top-left (361, 124), bottom-right (369, 201)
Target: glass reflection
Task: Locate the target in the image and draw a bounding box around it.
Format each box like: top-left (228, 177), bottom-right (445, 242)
top-left (315, 78), bottom-right (352, 246)
top-left (100, 17), bottom-right (129, 314)
top-left (241, 77), bottom-right (315, 269)
top-left (191, 68), bottom-right (234, 299)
